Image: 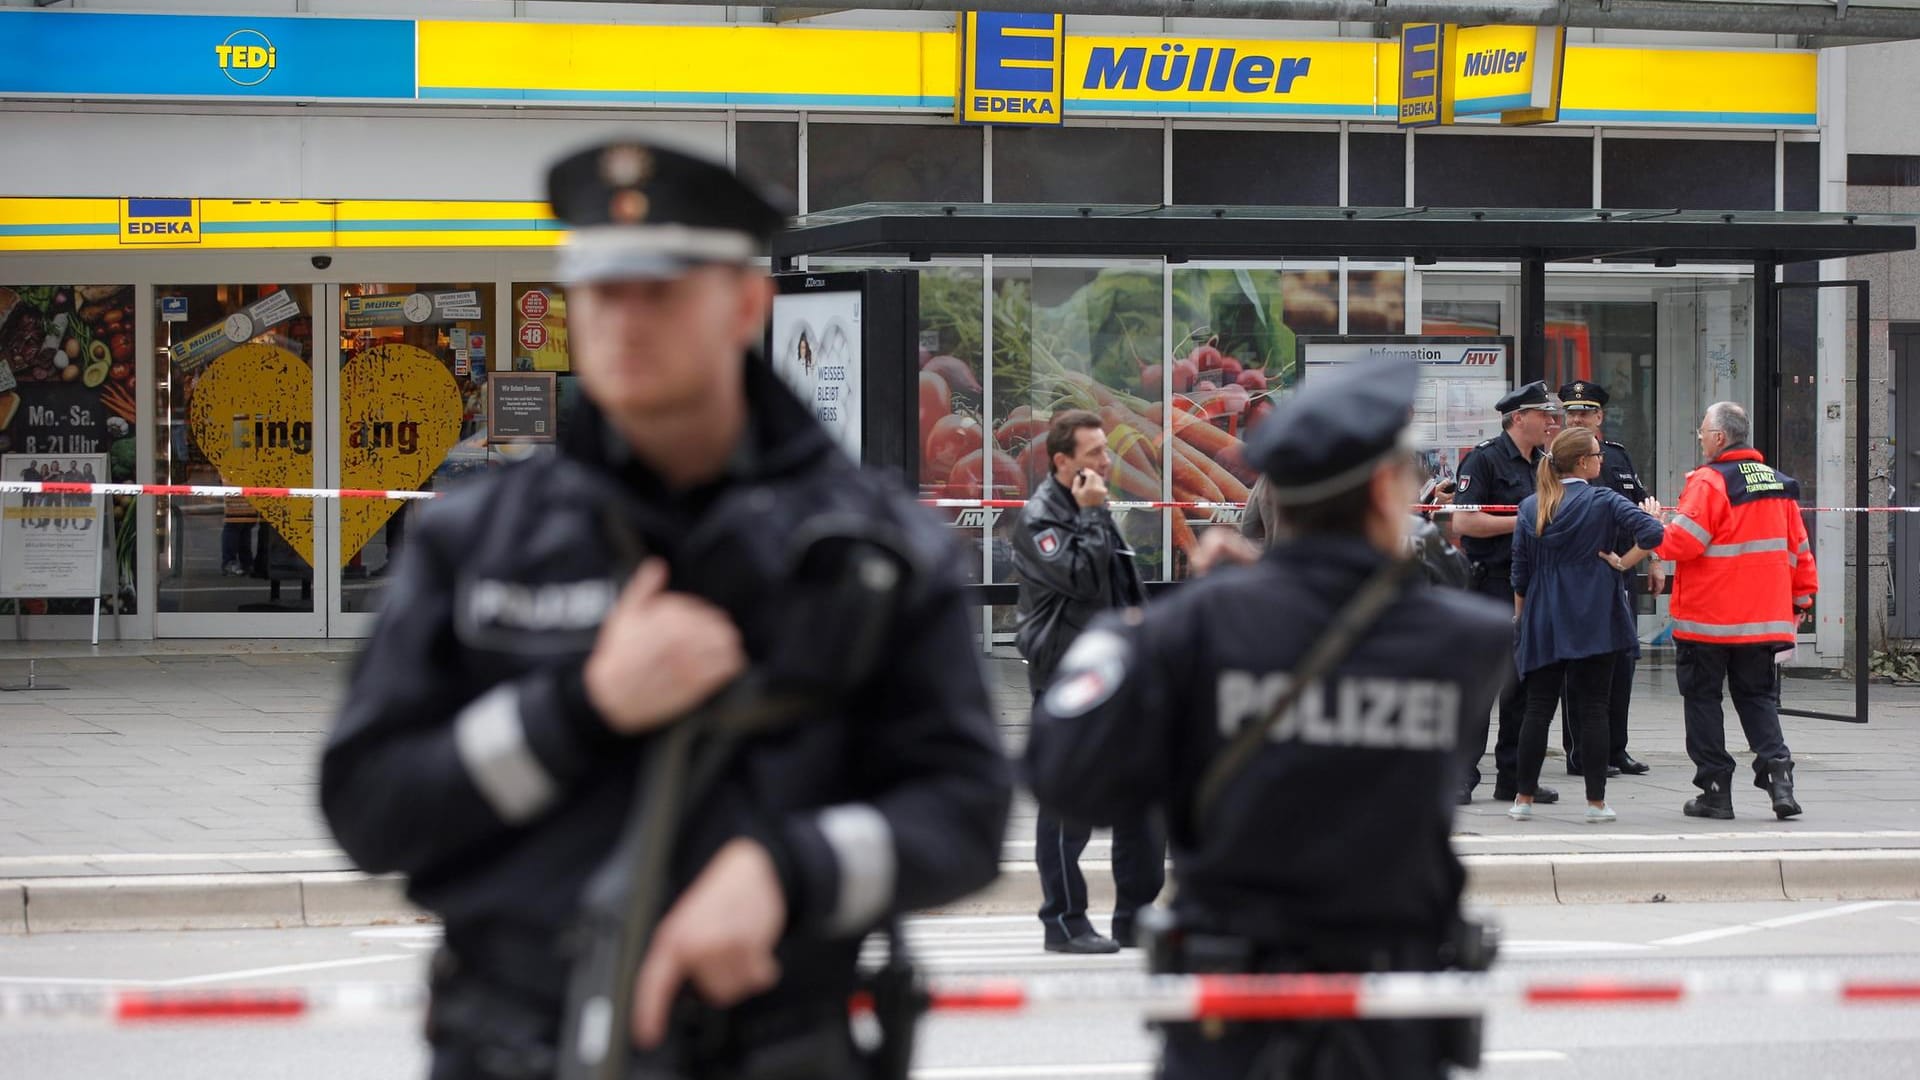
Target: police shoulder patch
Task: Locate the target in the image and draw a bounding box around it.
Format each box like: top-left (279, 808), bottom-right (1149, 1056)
top-left (1043, 628), bottom-right (1130, 718)
top-left (1457, 475), bottom-right (1472, 494)
top-left (1035, 527), bottom-right (1063, 558)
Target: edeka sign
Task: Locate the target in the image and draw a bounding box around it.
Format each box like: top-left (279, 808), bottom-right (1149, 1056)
top-left (1398, 23), bottom-right (1443, 128)
top-left (957, 12), bottom-right (1064, 124)
top-left (119, 199), bottom-right (200, 246)
top-left (1065, 34), bottom-right (1380, 118)
top-left (0, 10), bottom-right (414, 100)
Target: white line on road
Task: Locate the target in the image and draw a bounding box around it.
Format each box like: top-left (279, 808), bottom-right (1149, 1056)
top-left (156, 954), bottom-right (418, 988)
top-left (911, 1051), bottom-right (1566, 1079)
top-left (1650, 901), bottom-right (1914, 947)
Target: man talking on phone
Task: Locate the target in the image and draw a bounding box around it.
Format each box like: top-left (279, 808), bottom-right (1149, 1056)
top-left (1013, 410), bottom-right (1166, 955)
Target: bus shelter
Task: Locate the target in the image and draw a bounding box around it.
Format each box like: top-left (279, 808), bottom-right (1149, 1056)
top-left (774, 204), bottom-right (1916, 723)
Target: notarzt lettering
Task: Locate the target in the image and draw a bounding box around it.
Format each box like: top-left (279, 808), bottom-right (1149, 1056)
top-left (1217, 671), bottom-right (1460, 751)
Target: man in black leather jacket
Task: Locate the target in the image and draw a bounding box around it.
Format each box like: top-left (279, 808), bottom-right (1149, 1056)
top-left (1012, 409), bottom-right (1165, 955)
top-left (321, 141), bottom-right (1011, 1080)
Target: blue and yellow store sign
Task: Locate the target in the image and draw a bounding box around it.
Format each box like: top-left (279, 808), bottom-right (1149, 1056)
top-left (0, 8), bottom-right (1816, 127)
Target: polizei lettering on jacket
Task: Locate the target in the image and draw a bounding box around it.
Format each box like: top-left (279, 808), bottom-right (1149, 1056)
top-left (1084, 43), bottom-right (1312, 95)
top-left (1216, 671), bottom-right (1460, 751)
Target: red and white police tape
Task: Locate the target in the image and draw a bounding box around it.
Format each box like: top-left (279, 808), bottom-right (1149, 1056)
top-left (5, 971), bottom-right (1920, 1027)
top-left (7, 480), bottom-right (1919, 517)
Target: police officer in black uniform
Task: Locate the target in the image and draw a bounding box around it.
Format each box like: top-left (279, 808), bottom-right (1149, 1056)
top-left (321, 141), bottom-right (1012, 1080)
top-left (1026, 358), bottom-right (1514, 1080)
top-left (1557, 380), bottom-right (1658, 777)
top-left (1452, 381), bottom-right (1562, 805)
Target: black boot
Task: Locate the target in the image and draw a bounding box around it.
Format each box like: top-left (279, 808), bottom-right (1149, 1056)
top-left (1762, 759), bottom-right (1802, 819)
top-left (1684, 781), bottom-right (1735, 820)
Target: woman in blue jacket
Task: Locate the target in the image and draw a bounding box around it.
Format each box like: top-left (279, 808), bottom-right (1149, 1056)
top-left (1511, 427), bottom-right (1666, 823)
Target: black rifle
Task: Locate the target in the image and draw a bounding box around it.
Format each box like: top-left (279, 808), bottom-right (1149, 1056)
top-left (559, 519), bottom-right (916, 1080)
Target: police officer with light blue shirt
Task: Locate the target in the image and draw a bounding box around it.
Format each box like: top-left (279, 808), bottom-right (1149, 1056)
top-left (1026, 357), bottom-right (1513, 1080)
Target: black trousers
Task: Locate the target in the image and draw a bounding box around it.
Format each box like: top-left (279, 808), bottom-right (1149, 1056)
top-left (1562, 650), bottom-right (1637, 769)
top-left (1520, 654), bottom-right (1615, 804)
top-left (1035, 806), bottom-right (1166, 943)
top-left (1676, 642), bottom-right (1793, 793)
top-left (1159, 1019), bottom-right (1447, 1080)
top-left (1462, 565), bottom-right (1527, 794)
top-left (1031, 690), bottom-right (1165, 942)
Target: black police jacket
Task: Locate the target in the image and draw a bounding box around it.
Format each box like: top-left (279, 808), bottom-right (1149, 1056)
top-left (321, 358), bottom-right (1012, 1012)
top-left (1010, 478), bottom-right (1145, 692)
top-left (1025, 537), bottom-right (1511, 945)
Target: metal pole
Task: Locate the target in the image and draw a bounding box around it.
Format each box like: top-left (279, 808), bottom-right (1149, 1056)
top-left (1856, 280), bottom-right (1871, 724)
top-left (1520, 258), bottom-right (1546, 386)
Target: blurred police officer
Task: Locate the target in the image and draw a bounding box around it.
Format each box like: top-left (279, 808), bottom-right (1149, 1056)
top-left (1026, 358), bottom-right (1513, 1080)
top-left (321, 141), bottom-right (1012, 1079)
top-left (1451, 382), bottom-right (1562, 805)
top-left (1557, 380), bottom-right (1658, 777)
top-left (1013, 410), bottom-right (1166, 954)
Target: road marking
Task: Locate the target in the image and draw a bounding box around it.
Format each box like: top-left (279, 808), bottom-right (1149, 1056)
top-left (912, 1052), bottom-right (1565, 1078)
top-left (156, 954), bottom-right (418, 988)
top-left (1496, 940), bottom-right (1656, 955)
top-left (1651, 901), bottom-right (1913, 947)
top-left (1451, 831), bottom-right (1920, 844)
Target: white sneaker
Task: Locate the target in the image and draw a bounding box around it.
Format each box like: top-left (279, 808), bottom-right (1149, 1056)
top-left (1584, 804), bottom-right (1618, 824)
top-left (1507, 802), bottom-right (1533, 821)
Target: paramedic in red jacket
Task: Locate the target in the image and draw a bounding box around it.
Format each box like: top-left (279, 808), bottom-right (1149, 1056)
top-left (1652, 402), bottom-right (1817, 821)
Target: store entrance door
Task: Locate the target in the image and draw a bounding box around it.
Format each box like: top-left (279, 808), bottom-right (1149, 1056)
top-left (324, 282), bottom-right (494, 635)
top-left (154, 282), bottom-right (329, 637)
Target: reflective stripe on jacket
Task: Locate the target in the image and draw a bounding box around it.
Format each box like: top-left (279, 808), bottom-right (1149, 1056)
top-left (1655, 447), bottom-right (1818, 647)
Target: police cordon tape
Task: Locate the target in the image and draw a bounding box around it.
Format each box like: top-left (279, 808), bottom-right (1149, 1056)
top-left (5, 972), bottom-right (1920, 1027)
top-left (6, 481), bottom-right (1918, 517)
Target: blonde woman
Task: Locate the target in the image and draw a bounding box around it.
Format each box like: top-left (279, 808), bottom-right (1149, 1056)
top-left (1510, 428), bottom-right (1665, 822)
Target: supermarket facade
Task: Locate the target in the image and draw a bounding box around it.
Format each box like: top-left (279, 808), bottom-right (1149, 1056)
top-left (0, 3), bottom-right (1917, 665)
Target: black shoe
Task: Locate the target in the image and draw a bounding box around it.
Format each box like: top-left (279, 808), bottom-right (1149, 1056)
top-left (1111, 924), bottom-right (1138, 950)
top-left (1762, 760), bottom-right (1802, 819)
top-left (1457, 786), bottom-right (1474, 806)
top-left (1045, 931), bottom-right (1121, 955)
top-left (1571, 762), bottom-right (1622, 777)
top-left (1613, 754), bottom-right (1650, 776)
top-left (1684, 789), bottom-right (1735, 820)
top-left (1494, 785), bottom-right (1558, 804)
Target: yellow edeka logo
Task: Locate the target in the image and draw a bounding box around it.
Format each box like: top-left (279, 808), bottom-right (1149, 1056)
top-left (1398, 23), bottom-right (1443, 127)
top-left (215, 29), bottom-right (277, 87)
top-left (958, 12), bottom-right (1064, 124)
top-left (119, 199), bottom-right (201, 246)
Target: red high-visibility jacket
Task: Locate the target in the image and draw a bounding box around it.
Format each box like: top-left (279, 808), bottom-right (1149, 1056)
top-left (1655, 447), bottom-right (1817, 647)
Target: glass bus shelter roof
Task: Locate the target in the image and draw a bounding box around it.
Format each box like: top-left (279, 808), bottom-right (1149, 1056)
top-left (775, 203), bottom-right (1917, 266)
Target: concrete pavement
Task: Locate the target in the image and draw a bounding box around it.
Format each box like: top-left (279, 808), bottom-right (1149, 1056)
top-left (2, 641), bottom-right (1918, 931)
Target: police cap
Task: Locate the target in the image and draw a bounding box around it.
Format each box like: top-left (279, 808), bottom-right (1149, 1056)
top-left (1558, 379), bottom-right (1609, 411)
top-left (1496, 380), bottom-right (1557, 415)
top-left (547, 140), bottom-right (788, 284)
top-left (1247, 359), bottom-right (1419, 506)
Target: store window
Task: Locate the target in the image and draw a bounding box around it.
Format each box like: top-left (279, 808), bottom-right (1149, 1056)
top-left (736, 121), bottom-right (800, 211)
top-left (1346, 268), bottom-right (1408, 334)
top-left (155, 284), bottom-right (312, 614)
top-left (1415, 133), bottom-right (1592, 209)
top-left (1785, 141), bottom-right (1820, 212)
top-left (337, 283), bottom-right (496, 613)
top-left (1172, 130), bottom-right (1339, 206)
top-left (993, 127), bottom-right (1164, 204)
top-left (1602, 138), bottom-right (1774, 211)
top-left (1349, 132), bottom-right (1406, 207)
top-left (808, 123), bottom-right (983, 210)
top-left (0, 283), bottom-right (136, 617)
top-left (1544, 300), bottom-right (1658, 495)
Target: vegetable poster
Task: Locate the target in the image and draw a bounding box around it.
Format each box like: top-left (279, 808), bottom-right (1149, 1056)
top-left (0, 284), bottom-right (137, 614)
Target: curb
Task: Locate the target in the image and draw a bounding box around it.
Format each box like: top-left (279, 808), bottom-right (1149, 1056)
top-left (6, 851), bottom-right (1920, 934)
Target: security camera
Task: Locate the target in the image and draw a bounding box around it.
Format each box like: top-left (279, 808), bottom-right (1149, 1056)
top-left (311, 255), bottom-right (333, 270)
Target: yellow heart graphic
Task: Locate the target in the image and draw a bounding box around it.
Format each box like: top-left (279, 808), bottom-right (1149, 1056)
top-left (337, 344), bottom-right (463, 566)
top-left (187, 342), bottom-right (319, 566)
top-left (189, 342), bottom-right (464, 568)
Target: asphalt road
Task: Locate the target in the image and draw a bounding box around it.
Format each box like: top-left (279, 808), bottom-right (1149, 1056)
top-left (4, 900), bottom-right (1920, 1078)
